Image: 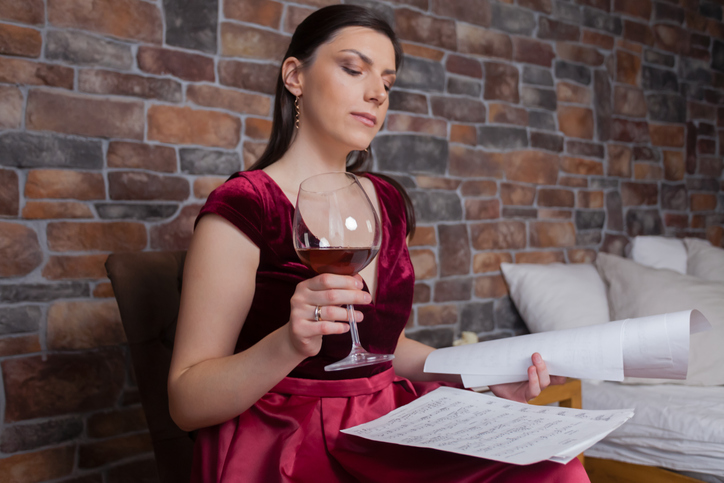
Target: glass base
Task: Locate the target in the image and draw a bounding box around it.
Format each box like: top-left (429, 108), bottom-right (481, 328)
top-left (324, 349), bottom-right (394, 371)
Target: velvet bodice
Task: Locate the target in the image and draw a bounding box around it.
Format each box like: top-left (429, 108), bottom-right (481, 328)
top-left (194, 170), bottom-right (415, 380)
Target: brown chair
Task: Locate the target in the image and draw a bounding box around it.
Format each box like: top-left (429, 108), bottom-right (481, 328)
top-left (105, 250), bottom-right (193, 483)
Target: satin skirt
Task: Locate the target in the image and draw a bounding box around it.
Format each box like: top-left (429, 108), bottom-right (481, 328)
top-left (190, 369), bottom-right (589, 482)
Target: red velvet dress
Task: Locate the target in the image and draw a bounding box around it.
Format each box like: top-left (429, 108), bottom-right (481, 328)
top-left (191, 171), bottom-right (589, 482)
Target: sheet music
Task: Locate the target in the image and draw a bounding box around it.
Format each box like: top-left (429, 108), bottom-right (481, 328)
top-left (424, 310), bottom-right (711, 388)
top-left (342, 387), bottom-right (633, 465)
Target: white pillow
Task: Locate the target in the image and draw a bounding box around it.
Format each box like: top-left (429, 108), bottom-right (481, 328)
top-left (596, 252), bottom-right (724, 386)
top-left (685, 237), bottom-right (724, 283)
top-left (500, 262), bottom-right (610, 333)
top-left (628, 236), bottom-right (687, 274)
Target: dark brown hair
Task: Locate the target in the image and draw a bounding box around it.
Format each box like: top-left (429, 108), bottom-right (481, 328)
top-left (243, 4), bottom-right (416, 237)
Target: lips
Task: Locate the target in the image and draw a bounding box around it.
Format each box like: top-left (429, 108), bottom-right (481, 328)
top-left (351, 112), bottom-right (377, 127)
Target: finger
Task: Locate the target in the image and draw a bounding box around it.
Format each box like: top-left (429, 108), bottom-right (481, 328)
top-left (308, 273), bottom-right (363, 291)
top-left (317, 321), bottom-right (350, 335)
top-left (550, 375), bottom-right (567, 385)
top-left (527, 365), bottom-right (541, 400)
top-left (532, 352), bottom-right (551, 389)
top-left (308, 288), bottom-right (372, 307)
top-left (314, 305), bottom-right (364, 323)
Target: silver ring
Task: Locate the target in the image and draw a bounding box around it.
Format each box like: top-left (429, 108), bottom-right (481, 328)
top-left (314, 305), bottom-right (322, 322)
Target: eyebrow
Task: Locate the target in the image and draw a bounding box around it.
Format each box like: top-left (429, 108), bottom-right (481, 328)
top-left (339, 49), bottom-right (396, 76)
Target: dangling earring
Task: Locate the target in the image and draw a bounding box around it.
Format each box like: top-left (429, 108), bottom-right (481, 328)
top-left (364, 147), bottom-right (369, 153)
top-left (294, 96), bottom-right (300, 129)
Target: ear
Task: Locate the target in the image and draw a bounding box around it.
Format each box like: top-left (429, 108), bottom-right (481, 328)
top-left (282, 57), bottom-right (303, 97)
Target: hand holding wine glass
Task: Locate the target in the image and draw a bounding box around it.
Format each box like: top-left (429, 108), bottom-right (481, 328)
top-left (293, 172), bottom-right (394, 371)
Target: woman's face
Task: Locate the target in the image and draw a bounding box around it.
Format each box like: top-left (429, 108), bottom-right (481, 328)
top-left (298, 26), bottom-right (397, 153)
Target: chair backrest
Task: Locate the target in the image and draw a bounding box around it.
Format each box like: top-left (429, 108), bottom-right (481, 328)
top-left (105, 250), bottom-right (193, 483)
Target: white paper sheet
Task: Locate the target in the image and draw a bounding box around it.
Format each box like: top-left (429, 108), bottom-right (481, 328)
top-left (342, 387), bottom-right (634, 465)
top-left (424, 310), bottom-right (711, 388)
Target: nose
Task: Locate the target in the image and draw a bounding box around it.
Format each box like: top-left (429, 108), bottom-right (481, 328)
top-left (365, 75), bottom-right (388, 106)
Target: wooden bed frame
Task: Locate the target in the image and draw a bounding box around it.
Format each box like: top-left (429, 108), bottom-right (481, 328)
top-left (530, 379), bottom-right (704, 482)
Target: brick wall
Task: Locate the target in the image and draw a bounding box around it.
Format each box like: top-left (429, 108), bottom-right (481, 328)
top-left (0, 0), bottom-right (723, 479)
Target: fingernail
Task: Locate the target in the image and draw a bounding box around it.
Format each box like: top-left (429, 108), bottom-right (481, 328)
top-left (356, 280), bottom-right (363, 289)
top-left (364, 294), bottom-right (372, 303)
top-left (533, 353), bottom-right (542, 363)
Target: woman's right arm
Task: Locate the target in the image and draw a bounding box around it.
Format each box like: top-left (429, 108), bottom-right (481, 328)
top-left (167, 214), bottom-right (369, 432)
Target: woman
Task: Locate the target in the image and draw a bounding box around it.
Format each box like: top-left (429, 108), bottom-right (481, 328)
top-left (168, 5), bottom-right (589, 482)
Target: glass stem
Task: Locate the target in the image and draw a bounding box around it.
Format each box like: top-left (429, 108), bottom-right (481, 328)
top-left (347, 304), bottom-right (363, 350)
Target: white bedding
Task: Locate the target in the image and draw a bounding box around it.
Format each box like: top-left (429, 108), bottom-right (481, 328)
top-left (582, 380), bottom-right (724, 477)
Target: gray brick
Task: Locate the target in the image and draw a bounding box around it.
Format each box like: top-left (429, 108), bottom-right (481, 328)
top-left (713, 40), bottom-right (724, 73)
top-left (576, 230), bottom-right (602, 246)
top-left (1, 418), bottom-right (83, 453)
top-left (680, 57), bottom-right (712, 84)
top-left (606, 191), bottom-right (623, 231)
top-left (95, 203), bottom-right (179, 221)
top-left (626, 209), bottom-right (663, 237)
top-left (45, 30), bottom-right (133, 70)
top-left (0, 133), bottom-right (103, 169)
top-left (373, 135), bottom-right (448, 174)
top-left (594, 70), bottom-right (612, 142)
top-left (555, 60), bottom-right (592, 85)
top-left (523, 65), bottom-right (554, 86)
top-left (410, 191), bottom-right (463, 222)
top-left (521, 86), bottom-right (558, 111)
top-left (163, 0), bottom-right (218, 53)
top-left (405, 327), bottom-right (454, 349)
top-left (494, 296), bottom-right (527, 332)
top-left (0, 283), bottom-right (89, 303)
top-left (461, 302), bottom-right (494, 333)
top-left (644, 49), bottom-right (675, 68)
top-left (642, 65), bottom-right (679, 92)
top-left (477, 126), bottom-right (528, 150)
top-left (646, 94), bottom-right (686, 123)
top-left (397, 56), bottom-right (446, 92)
top-left (700, 2), bottom-right (723, 20)
top-left (575, 210), bottom-right (605, 230)
top-left (0, 306), bottom-right (42, 335)
top-left (447, 77), bottom-right (482, 97)
top-left (530, 131), bottom-right (564, 152)
top-left (566, 140), bottom-right (604, 158)
top-left (346, 0), bottom-right (395, 27)
top-left (529, 110), bottom-right (557, 130)
top-left (389, 91), bottom-right (428, 114)
top-left (661, 183), bottom-right (688, 211)
top-left (583, 7), bottom-right (622, 35)
top-left (553, 1), bottom-right (581, 23)
top-left (180, 149), bottom-right (242, 175)
top-left (491, 3), bottom-right (536, 35)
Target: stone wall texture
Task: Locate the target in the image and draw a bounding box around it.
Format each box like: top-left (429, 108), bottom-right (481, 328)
top-left (1, 0), bottom-right (723, 479)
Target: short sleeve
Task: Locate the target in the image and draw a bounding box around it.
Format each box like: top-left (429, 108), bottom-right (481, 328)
top-left (194, 174), bottom-right (265, 248)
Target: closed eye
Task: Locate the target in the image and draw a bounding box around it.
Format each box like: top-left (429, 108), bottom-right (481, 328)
top-left (342, 66), bottom-right (361, 76)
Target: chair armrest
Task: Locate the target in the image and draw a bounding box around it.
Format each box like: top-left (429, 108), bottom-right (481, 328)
top-left (528, 378), bottom-right (582, 409)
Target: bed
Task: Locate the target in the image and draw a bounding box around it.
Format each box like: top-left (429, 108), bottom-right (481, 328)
top-left (497, 236), bottom-right (724, 482)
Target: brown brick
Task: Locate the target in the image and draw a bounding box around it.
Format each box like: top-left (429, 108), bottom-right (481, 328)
top-left (530, 221), bottom-right (575, 247)
top-left (79, 433), bottom-right (153, 469)
top-left (582, 29), bottom-right (614, 49)
top-left (224, 0), bottom-right (283, 29)
top-left (617, 39), bottom-right (643, 54)
top-left (465, 199), bottom-right (500, 220)
top-left (148, 105), bottom-right (241, 148)
top-left (519, 0), bottom-right (552, 13)
top-left (78, 69), bottom-right (182, 102)
top-left (634, 163), bottom-right (663, 180)
top-left (622, 181), bottom-right (658, 206)
top-left (470, 221), bottom-right (526, 250)
top-left (3, 349), bottom-right (125, 421)
top-left (396, 8), bottom-right (457, 50)
top-left (283, 5), bottom-right (315, 34)
top-left (539, 208), bottom-right (572, 219)
top-left (0, 334), bottom-right (41, 357)
top-left (47, 222), bottom-right (147, 252)
top-left (699, 156), bottom-right (723, 177)
top-left (439, 224), bottom-right (471, 276)
top-left (650, 123), bottom-right (685, 147)
top-left (218, 59), bottom-right (278, 95)
top-left (664, 213), bottom-right (688, 229)
top-left (413, 283), bottom-right (430, 304)
top-left (568, 249), bottom-right (597, 263)
top-left (0, 22), bottom-right (41, 57)
top-left (434, 278), bottom-right (472, 302)
top-left (449, 145), bottom-right (504, 177)
top-left (107, 142), bottom-right (177, 173)
top-left (515, 251), bottom-right (565, 264)
top-left (386, 114), bottom-right (447, 137)
top-left (150, 204), bottom-right (203, 251)
top-left (707, 226), bottom-right (723, 248)
top-left (25, 170), bottom-right (105, 200)
top-left (244, 117), bottom-right (272, 140)
top-left (0, 85), bottom-right (22, 129)
top-left (450, 124), bottom-right (477, 145)
top-left (0, 446), bottom-right (75, 482)
top-left (691, 193), bottom-right (717, 211)
top-left (504, 151), bottom-right (560, 184)
top-left (0, 168), bottom-right (19, 216)
top-left (501, 182), bottom-right (536, 205)
top-left (221, 22), bottom-right (289, 61)
top-left (538, 17), bottom-right (580, 41)
top-left (446, 54), bottom-right (483, 78)
top-left (608, 144), bottom-right (632, 177)
top-left (616, 50), bottom-right (641, 86)
top-left (558, 106), bottom-right (594, 139)
top-left (488, 103), bottom-right (528, 125)
top-left (0, 0), bottom-right (45, 24)
top-left (243, 140), bottom-right (266, 168)
top-left (560, 176), bottom-right (588, 188)
top-left (47, 300), bottom-right (125, 350)
top-left (473, 252), bottom-right (512, 273)
top-left (0, 57), bottom-right (73, 89)
top-left (409, 226), bottom-right (436, 247)
top-left (561, 156), bottom-right (604, 175)
top-left (577, 191), bottom-right (604, 209)
top-left (0, 222), bottom-right (42, 277)
top-left (458, 23), bottom-right (512, 59)
top-left (93, 282), bottom-right (114, 298)
top-left (688, 101), bottom-right (717, 121)
top-left (416, 176), bottom-right (461, 190)
top-left (26, 89), bottom-right (144, 140)
top-left (42, 254), bottom-right (109, 280)
top-left (108, 171), bottom-right (189, 201)
top-left (137, 46), bottom-right (214, 82)
top-left (409, 248), bottom-right (437, 279)
top-left (557, 82), bottom-right (592, 104)
top-left (418, 305), bottom-right (458, 326)
top-left (433, 96), bottom-right (488, 122)
top-left (623, 20), bottom-right (654, 46)
top-left (474, 274), bottom-right (508, 298)
top-left (612, 118), bottom-right (650, 143)
top-left (513, 36), bottom-right (555, 66)
top-left (460, 180), bottom-right (497, 197)
top-left (194, 176), bottom-right (225, 199)
top-left (88, 406), bottom-right (147, 439)
top-left (663, 150), bottom-right (685, 181)
top-left (538, 188), bottom-right (575, 207)
top-left (653, 24), bottom-right (689, 54)
top-left (432, 0), bottom-right (491, 26)
top-left (22, 201), bottom-right (94, 219)
top-left (556, 42), bottom-right (604, 66)
top-left (614, 0), bottom-right (651, 19)
top-left (48, 0), bottom-right (162, 44)
top-left (401, 42), bottom-right (445, 61)
top-left (187, 84), bottom-right (270, 117)
top-left (613, 85), bottom-right (647, 117)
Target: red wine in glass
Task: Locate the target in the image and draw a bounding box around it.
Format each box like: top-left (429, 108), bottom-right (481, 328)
top-left (293, 172), bottom-right (393, 371)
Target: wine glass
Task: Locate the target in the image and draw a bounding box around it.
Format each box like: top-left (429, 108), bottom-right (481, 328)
top-left (293, 172), bottom-right (394, 371)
